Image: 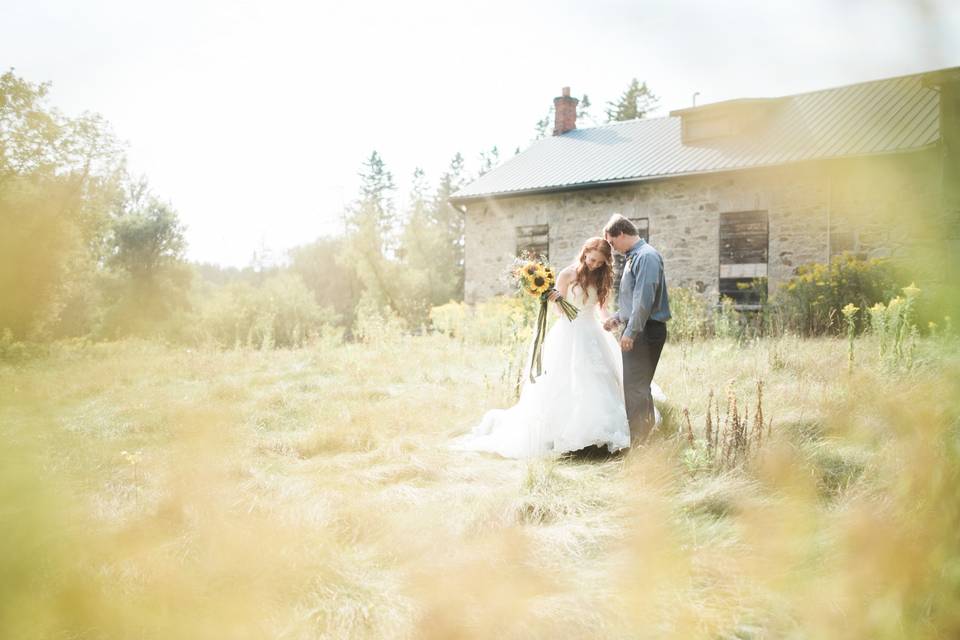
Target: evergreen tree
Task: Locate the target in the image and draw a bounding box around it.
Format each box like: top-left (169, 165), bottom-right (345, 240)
top-left (431, 152), bottom-right (467, 300)
top-left (398, 168), bottom-right (442, 319)
top-left (605, 78), bottom-right (659, 122)
top-left (534, 106), bottom-right (553, 140)
top-left (479, 145), bottom-right (500, 176)
top-left (353, 150), bottom-right (397, 255)
top-left (577, 94), bottom-right (597, 126)
top-left (340, 151), bottom-right (404, 322)
top-left (535, 92), bottom-right (594, 138)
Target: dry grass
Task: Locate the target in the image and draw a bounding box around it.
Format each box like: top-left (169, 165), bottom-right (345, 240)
top-left (2, 332), bottom-right (959, 639)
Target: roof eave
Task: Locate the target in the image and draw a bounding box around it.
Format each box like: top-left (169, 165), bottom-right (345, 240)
top-left (668, 97), bottom-right (784, 117)
top-left (449, 142), bottom-right (941, 205)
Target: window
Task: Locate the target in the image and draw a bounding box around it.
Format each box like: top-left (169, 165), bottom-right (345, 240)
top-left (829, 228), bottom-right (867, 260)
top-left (612, 217), bottom-right (650, 305)
top-left (516, 224), bottom-right (549, 258)
top-left (719, 210), bottom-right (768, 307)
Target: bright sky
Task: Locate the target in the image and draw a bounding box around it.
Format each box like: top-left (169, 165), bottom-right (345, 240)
top-left (5, 0), bottom-right (959, 266)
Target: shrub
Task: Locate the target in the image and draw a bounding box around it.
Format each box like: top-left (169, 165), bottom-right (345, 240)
top-left (194, 273), bottom-right (336, 348)
top-left (713, 296), bottom-right (740, 340)
top-left (353, 290), bottom-right (406, 344)
top-left (430, 296), bottom-right (536, 345)
top-left (772, 253), bottom-right (903, 336)
top-left (0, 328), bottom-right (47, 363)
top-left (668, 287), bottom-right (710, 342)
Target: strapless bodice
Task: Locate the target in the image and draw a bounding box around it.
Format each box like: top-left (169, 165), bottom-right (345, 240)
top-left (567, 283), bottom-right (598, 309)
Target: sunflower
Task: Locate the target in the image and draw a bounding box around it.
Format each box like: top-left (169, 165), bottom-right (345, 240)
top-left (524, 262), bottom-right (539, 277)
top-left (530, 273), bottom-right (551, 295)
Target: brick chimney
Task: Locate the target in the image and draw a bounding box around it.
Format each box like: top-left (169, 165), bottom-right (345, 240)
top-left (553, 87), bottom-right (579, 136)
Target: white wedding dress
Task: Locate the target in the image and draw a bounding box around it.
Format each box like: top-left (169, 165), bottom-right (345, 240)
top-left (452, 283), bottom-right (663, 459)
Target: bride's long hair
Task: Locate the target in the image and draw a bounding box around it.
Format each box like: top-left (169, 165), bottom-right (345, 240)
top-left (573, 237), bottom-right (614, 308)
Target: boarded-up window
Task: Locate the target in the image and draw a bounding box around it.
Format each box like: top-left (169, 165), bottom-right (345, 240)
top-left (719, 210), bottom-right (768, 306)
top-left (612, 218), bottom-right (651, 307)
top-left (516, 224), bottom-right (549, 258)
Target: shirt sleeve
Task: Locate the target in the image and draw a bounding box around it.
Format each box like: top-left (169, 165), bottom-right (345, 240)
top-left (616, 260), bottom-right (631, 324)
top-left (623, 253), bottom-right (658, 338)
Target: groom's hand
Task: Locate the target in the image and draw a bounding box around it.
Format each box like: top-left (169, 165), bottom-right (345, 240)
top-left (620, 335), bottom-right (634, 352)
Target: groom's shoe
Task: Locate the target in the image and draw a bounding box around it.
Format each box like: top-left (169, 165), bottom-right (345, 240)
top-left (564, 445), bottom-right (611, 462)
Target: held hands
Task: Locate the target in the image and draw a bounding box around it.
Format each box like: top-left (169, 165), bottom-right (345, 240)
top-left (603, 317), bottom-right (634, 351)
top-left (602, 317), bottom-right (621, 332)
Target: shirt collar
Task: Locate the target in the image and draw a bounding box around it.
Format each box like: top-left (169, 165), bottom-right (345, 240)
top-left (626, 239), bottom-right (646, 256)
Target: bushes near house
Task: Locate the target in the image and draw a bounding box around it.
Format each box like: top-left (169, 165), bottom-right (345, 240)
top-left (772, 253), bottom-right (903, 336)
top-left (666, 287), bottom-right (711, 342)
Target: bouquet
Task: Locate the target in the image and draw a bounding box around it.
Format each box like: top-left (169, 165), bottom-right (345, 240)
top-left (511, 257), bottom-right (579, 383)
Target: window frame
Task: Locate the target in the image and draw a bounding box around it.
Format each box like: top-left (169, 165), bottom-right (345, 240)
top-left (718, 210), bottom-right (769, 309)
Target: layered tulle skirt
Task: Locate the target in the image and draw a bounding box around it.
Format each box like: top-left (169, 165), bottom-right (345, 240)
top-left (451, 308), bottom-right (633, 459)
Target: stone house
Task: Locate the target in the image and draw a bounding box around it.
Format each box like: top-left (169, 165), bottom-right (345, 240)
top-left (451, 68), bottom-right (959, 306)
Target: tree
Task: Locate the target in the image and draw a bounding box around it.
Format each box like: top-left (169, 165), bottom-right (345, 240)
top-left (340, 150), bottom-right (404, 322)
top-left (535, 93), bottom-right (593, 138)
top-left (288, 236), bottom-right (358, 325)
top-left (431, 152), bottom-right (467, 300)
top-left (398, 167), bottom-right (459, 313)
top-left (0, 69), bottom-right (123, 339)
top-left (534, 106), bottom-right (553, 140)
top-left (99, 177), bottom-right (191, 337)
top-left (577, 94), bottom-right (597, 126)
top-left (479, 146), bottom-right (500, 176)
top-left (605, 78), bottom-right (659, 122)
top-left (353, 150), bottom-right (397, 255)
top-left (109, 182), bottom-right (186, 279)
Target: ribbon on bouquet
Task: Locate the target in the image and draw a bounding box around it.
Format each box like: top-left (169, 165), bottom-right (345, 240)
top-left (528, 289), bottom-right (579, 384)
top-left (528, 294), bottom-right (550, 383)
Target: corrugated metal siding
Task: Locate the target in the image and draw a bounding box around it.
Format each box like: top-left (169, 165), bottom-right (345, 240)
top-left (452, 71), bottom-right (942, 201)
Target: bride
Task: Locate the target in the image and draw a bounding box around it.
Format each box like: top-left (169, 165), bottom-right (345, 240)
top-left (452, 237), bottom-right (661, 459)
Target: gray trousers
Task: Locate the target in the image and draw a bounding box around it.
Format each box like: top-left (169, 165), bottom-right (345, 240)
top-left (622, 320), bottom-right (667, 444)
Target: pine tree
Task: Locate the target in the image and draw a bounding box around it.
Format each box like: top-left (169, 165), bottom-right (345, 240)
top-left (605, 78), bottom-right (659, 122)
top-left (535, 92), bottom-right (594, 138)
top-left (534, 106), bottom-right (553, 140)
top-left (340, 150), bottom-right (402, 319)
top-left (399, 167), bottom-right (449, 312)
top-left (431, 152), bottom-right (467, 300)
top-left (354, 150), bottom-right (397, 255)
top-left (479, 146), bottom-right (500, 176)
top-left (577, 94), bottom-right (596, 126)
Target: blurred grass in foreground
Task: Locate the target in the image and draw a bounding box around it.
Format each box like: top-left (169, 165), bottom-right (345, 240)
top-left (1, 330), bottom-right (959, 639)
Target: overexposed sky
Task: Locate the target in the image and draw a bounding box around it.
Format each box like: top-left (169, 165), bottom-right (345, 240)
top-left (4, 0), bottom-right (959, 266)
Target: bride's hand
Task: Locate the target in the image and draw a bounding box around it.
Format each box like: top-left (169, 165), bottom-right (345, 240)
top-left (547, 290), bottom-right (561, 302)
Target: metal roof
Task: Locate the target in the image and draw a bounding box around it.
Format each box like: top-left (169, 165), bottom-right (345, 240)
top-left (451, 69), bottom-right (947, 202)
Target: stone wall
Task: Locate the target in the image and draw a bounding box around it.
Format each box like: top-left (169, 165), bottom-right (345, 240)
top-left (463, 148), bottom-right (942, 303)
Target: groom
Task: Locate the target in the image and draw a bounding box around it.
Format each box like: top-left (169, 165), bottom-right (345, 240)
top-left (602, 214), bottom-right (671, 445)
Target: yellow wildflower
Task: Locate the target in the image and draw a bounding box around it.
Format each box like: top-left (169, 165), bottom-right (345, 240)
top-left (902, 282), bottom-right (921, 298)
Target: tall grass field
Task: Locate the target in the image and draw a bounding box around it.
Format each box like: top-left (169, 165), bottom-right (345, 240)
top-left (3, 325), bottom-right (959, 638)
